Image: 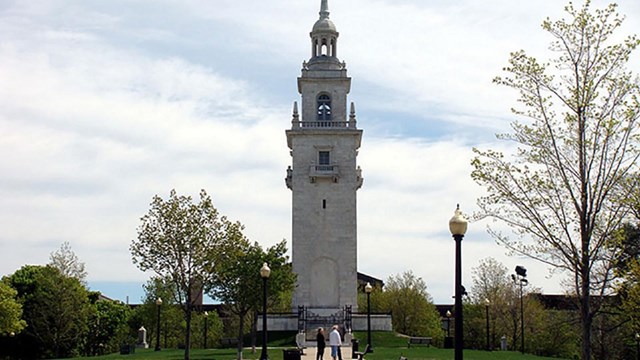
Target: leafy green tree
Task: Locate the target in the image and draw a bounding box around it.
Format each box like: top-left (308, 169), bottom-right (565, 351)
top-left (589, 302), bottom-right (630, 360)
top-left (4, 265), bottom-right (90, 359)
top-left (471, 2), bottom-right (640, 358)
top-left (188, 310), bottom-right (223, 350)
top-left (357, 282), bottom-right (385, 314)
top-left (131, 276), bottom-right (188, 349)
top-left (469, 258), bottom-right (510, 349)
top-left (532, 309), bottom-right (579, 358)
top-left (470, 257), bottom-right (511, 306)
top-left (620, 261), bottom-right (640, 327)
top-left (208, 239), bottom-right (295, 360)
top-left (131, 189), bottom-right (239, 360)
top-left (83, 295), bottom-right (132, 356)
top-left (49, 241), bottom-right (87, 284)
top-left (470, 257), bottom-right (547, 352)
top-left (0, 281), bottom-right (26, 335)
top-left (380, 271), bottom-right (441, 338)
top-left (614, 224), bottom-right (640, 333)
top-left (608, 222), bottom-right (640, 343)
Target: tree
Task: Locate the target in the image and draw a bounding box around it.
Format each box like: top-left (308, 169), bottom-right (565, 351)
top-left (131, 189), bottom-right (239, 360)
top-left (131, 275), bottom-right (223, 350)
top-left (135, 276), bottom-right (183, 348)
top-left (357, 282), bottom-right (385, 314)
top-left (471, 2), bottom-right (640, 358)
top-left (380, 271), bottom-right (441, 338)
top-left (208, 239), bottom-right (296, 360)
top-left (613, 223), bottom-right (640, 332)
top-left (83, 295), bottom-right (132, 356)
top-left (470, 258), bottom-right (511, 349)
top-left (470, 257), bottom-right (511, 305)
top-left (0, 281), bottom-right (26, 336)
top-left (49, 241), bottom-right (87, 284)
top-left (464, 257), bottom-right (574, 355)
top-left (4, 265), bottom-right (90, 359)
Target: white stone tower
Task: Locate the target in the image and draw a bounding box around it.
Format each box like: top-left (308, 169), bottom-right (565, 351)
top-left (286, 0), bottom-right (363, 316)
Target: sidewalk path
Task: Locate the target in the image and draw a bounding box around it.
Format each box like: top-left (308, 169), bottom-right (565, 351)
top-left (300, 346), bottom-right (351, 360)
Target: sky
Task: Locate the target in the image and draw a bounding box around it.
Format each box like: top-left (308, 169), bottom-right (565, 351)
top-left (1, 0), bottom-right (639, 305)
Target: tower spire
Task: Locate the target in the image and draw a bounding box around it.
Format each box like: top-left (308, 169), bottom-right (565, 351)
top-left (310, 0), bottom-right (339, 61)
top-left (319, 0), bottom-right (329, 20)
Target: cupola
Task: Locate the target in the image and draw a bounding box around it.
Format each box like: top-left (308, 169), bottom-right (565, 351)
top-left (310, 0), bottom-right (339, 59)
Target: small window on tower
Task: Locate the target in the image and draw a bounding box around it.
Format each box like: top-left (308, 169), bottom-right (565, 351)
top-left (321, 38), bottom-right (328, 56)
top-left (317, 94), bottom-right (331, 121)
top-left (318, 151), bottom-right (330, 165)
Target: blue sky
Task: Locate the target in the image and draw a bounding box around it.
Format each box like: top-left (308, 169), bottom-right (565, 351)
top-left (1, 0), bottom-right (639, 304)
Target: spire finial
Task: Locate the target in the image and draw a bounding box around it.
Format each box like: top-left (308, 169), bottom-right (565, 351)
top-left (319, 0), bottom-right (329, 19)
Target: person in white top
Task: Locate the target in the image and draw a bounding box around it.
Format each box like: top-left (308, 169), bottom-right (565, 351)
top-left (329, 325), bottom-right (342, 360)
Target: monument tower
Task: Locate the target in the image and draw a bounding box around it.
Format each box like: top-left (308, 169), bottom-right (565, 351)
top-left (286, 0), bottom-right (363, 317)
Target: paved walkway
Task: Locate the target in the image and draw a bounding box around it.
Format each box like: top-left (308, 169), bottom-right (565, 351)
top-left (300, 346), bottom-right (351, 360)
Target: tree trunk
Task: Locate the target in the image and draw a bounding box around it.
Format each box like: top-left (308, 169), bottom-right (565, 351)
top-left (581, 263), bottom-right (592, 360)
top-left (184, 303), bottom-right (192, 360)
top-left (577, 84), bottom-right (592, 360)
top-left (512, 307), bottom-right (518, 352)
top-left (251, 310), bottom-right (258, 353)
top-left (237, 312), bottom-right (246, 360)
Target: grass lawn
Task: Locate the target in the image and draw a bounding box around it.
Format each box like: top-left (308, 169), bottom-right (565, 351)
top-left (62, 332), bottom-right (567, 360)
top-left (348, 332), bottom-right (565, 360)
top-left (357, 348), bottom-right (564, 360)
top-left (62, 347), bottom-right (566, 360)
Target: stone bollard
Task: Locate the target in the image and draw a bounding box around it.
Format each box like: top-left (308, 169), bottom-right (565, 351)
top-left (344, 329), bottom-right (353, 346)
top-left (137, 326), bottom-right (149, 349)
top-left (296, 331), bottom-right (306, 351)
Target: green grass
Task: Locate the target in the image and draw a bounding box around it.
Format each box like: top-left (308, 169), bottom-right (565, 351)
top-left (68, 348), bottom-right (282, 360)
top-left (347, 332), bottom-right (566, 360)
top-left (60, 332), bottom-right (568, 360)
top-left (61, 347), bottom-right (567, 360)
top-left (354, 348), bottom-right (565, 360)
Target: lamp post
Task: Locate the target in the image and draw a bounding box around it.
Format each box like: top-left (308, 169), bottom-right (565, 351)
top-left (446, 310), bottom-right (452, 338)
top-left (635, 333), bottom-right (640, 360)
top-left (365, 282), bottom-right (373, 353)
top-left (260, 263), bottom-right (271, 360)
top-left (449, 204), bottom-right (468, 360)
top-left (512, 266), bottom-right (528, 354)
top-left (484, 299), bottom-right (491, 351)
top-left (203, 311), bottom-right (209, 349)
top-left (155, 297), bottom-right (162, 351)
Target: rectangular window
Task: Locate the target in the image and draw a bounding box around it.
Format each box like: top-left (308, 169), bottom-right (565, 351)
top-left (318, 151), bottom-right (330, 165)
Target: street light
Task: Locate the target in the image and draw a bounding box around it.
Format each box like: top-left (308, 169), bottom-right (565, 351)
top-left (260, 262), bottom-right (271, 360)
top-left (512, 266), bottom-right (528, 354)
top-left (365, 282), bottom-right (373, 353)
top-left (635, 333), bottom-right (640, 360)
top-left (484, 299), bottom-right (491, 351)
top-left (449, 204), bottom-right (468, 360)
top-left (155, 297), bottom-right (162, 351)
top-left (203, 311), bottom-right (209, 349)
top-left (443, 310), bottom-right (454, 349)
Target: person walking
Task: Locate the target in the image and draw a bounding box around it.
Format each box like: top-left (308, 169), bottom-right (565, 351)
top-left (329, 325), bottom-right (342, 360)
top-left (316, 327), bottom-right (326, 360)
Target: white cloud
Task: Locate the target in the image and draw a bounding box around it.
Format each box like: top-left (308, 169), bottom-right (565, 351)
top-left (0, 0), bottom-right (636, 302)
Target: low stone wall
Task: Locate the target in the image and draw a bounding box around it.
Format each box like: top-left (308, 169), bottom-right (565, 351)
top-left (351, 313), bottom-right (393, 331)
top-left (258, 313), bottom-right (393, 332)
top-left (258, 313), bottom-right (298, 331)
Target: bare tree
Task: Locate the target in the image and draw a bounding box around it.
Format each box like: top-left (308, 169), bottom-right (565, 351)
top-left (472, 2), bottom-right (640, 359)
top-left (49, 241), bottom-right (87, 284)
